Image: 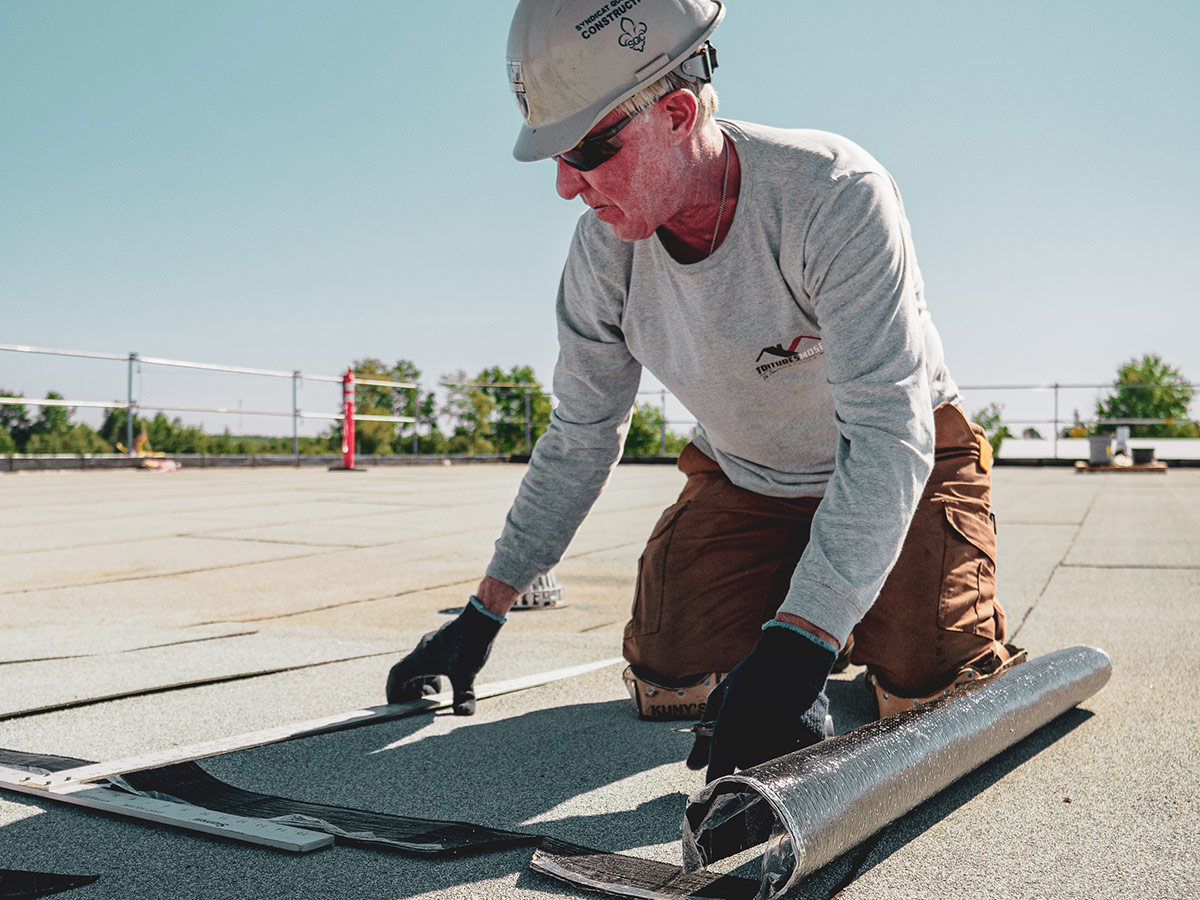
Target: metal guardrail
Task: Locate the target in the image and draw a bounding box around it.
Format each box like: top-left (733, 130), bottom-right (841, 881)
top-left (0, 344), bottom-right (414, 460)
top-left (958, 381), bottom-right (1198, 459)
top-left (4, 344), bottom-right (1195, 462)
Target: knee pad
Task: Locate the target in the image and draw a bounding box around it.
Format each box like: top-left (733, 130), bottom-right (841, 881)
top-left (870, 644), bottom-right (1028, 718)
top-left (622, 666), bottom-right (724, 720)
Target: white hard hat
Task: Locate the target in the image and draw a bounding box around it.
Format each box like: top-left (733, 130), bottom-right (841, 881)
top-left (506, 0), bottom-right (725, 162)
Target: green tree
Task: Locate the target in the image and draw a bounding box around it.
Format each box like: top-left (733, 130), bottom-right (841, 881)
top-left (412, 390), bottom-right (444, 453)
top-left (389, 359), bottom-right (441, 454)
top-left (298, 431), bottom-right (339, 455)
top-left (349, 358), bottom-right (440, 455)
top-left (26, 423), bottom-right (113, 454)
top-left (14, 394), bottom-right (115, 454)
top-left (30, 393), bottom-right (72, 440)
top-left (441, 369), bottom-right (496, 454)
top-left (144, 412), bottom-right (213, 453)
top-left (624, 401), bottom-right (689, 456)
top-left (206, 429), bottom-right (236, 454)
top-left (144, 412), bottom-right (176, 452)
top-left (99, 407), bottom-right (142, 452)
top-left (1, 392), bottom-right (35, 451)
top-left (350, 358), bottom-right (402, 455)
top-left (1095, 354), bottom-right (1197, 437)
top-left (472, 365), bottom-right (552, 454)
top-left (99, 408), bottom-right (215, 454)
top-left (971, 402), bottom-right (1013, 456)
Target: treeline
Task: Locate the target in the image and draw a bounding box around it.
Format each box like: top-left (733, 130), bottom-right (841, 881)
top-left (5, 354), bottom-right (1192, 458)
top-left (0, 395), bottom-right (338, 456)
top-left (0, 357), bottom-right (692, 457)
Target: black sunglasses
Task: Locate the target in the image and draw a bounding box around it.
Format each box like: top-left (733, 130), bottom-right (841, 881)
top-left (556, 106), bottom-right (647, 171)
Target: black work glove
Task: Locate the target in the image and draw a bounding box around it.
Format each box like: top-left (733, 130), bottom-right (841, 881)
top-left (385, 599), bottom-right (505, 715)
top-left (686, 623), bottom-right (837, 783)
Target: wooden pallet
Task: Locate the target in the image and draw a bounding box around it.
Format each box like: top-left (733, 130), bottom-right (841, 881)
top-left (1074, 461), bottom-right (1167, 473)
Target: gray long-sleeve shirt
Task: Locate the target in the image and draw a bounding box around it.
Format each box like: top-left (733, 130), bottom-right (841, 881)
top-left (486, 120), bottom-right (960, 645)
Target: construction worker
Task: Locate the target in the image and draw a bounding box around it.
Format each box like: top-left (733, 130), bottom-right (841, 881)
top-left (387, 0), bottom-right (1023, 782)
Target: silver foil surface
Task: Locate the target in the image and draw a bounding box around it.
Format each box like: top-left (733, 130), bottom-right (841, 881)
top-left (681, 645), bottom-right (1112, 899)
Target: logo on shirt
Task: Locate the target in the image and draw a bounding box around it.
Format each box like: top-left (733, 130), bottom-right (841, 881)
top-left (755, 335), bottom-right (823, 380)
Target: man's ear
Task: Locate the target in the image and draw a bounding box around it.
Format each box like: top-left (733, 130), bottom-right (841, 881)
top-left (661, 88), bottom-right (699, 143)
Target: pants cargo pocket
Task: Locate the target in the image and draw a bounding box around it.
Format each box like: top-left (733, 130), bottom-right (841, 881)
top-left (626, 500), bottom-right (690, 639)
top-left (937, 500), bottom-right (998, 637)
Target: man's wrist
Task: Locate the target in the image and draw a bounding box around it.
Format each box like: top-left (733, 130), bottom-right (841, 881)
top-left (475, 576), bottom-right (519, 618)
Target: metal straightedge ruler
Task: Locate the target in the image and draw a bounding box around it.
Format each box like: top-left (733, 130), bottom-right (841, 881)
top-left (0, 765), bottom-right (331, 853)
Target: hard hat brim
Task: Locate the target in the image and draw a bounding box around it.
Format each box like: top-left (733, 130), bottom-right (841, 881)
top-left (513, 104), bottom-right (608, 163)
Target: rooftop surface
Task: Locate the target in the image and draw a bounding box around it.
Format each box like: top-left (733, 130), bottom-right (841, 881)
top-left (1, 463), bottom-right (1196, 899)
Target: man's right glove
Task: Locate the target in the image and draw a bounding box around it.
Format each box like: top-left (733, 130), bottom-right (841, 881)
top-left (385, 597), bottom-right (505, 715)
top-left (686, 621), bottom-right (836, 782)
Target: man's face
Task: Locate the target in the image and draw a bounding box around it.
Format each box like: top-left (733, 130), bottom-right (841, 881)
top-left (554, 101), bottom-right (683, 242)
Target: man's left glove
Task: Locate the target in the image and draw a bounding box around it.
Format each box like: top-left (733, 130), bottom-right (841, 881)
top-left (686, 622), bottom-right (837, 783)
top-left (385, 598), bottom-right (505, 715)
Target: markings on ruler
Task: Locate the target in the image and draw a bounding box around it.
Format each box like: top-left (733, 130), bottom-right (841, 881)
top-left (0, 765), bottom-right (331, 853)
top-left (21, 657), bottom-right (625, 790)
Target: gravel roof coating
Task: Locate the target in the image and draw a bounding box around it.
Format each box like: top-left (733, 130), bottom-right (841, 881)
top-left (1, 464), bottom-right (1196, 899)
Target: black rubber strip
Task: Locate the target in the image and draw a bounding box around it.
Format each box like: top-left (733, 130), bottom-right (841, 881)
top-left (0, 749), bottom-right (91, 772)
top-left (1, 749), bottom-right (757, 899)
top-left (122, 760), bottom-right (540, 857)
top-left (0, 870), bottom-right (99, 900)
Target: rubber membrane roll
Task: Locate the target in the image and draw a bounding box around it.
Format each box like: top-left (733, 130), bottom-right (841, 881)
top-left (681, 645), bottom-right (1112, 899)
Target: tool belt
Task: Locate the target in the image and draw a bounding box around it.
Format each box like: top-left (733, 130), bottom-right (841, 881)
top-left (622, 666), bottom-right (725, 721)
top-left (870, 644), bottom-right (1028, 719)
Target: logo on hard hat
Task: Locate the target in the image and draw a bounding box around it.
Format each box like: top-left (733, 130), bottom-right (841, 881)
top-left (619, 17), bottom-right (647, 52)
top-left (575, 1), bottom-right (651, 42)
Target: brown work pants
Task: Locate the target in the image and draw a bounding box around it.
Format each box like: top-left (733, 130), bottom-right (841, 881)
top-left (622, 403), bottom-right (1011, 698)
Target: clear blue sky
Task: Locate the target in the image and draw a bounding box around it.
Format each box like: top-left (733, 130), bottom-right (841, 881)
top-left (2, 1), bottom-right (1197, 435)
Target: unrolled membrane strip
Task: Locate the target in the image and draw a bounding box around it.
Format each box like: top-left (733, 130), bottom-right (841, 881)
top-left (0, 748), bottom-right (537, 857)
top-left (1, 748), bottom-right (758, 898)
top-left (120, 760), bottom-right (541, 856)
top-left (117, 762), bottom-right (756, 895)
top-left (681, 645), bottom-right (1112, 899)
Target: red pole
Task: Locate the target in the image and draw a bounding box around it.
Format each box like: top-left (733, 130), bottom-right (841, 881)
top-left (341, 367), bottom-right (356, 470)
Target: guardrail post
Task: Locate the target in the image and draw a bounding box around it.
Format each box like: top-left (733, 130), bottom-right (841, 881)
top-left (524, 389), bottom-right (532, 455)
top-left (126, 352), bottom-right (137, 456)
top-left (341, 367), bottom-right (355, 470)
top-left (1053, 382), bottom-right (1060, 460)
top-left (412, 384), bottom-right (419, 455)
top-left (292, 371), bottom-right (301, 464)
top-left (660, 390), bottom-right (667, 455)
